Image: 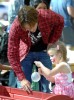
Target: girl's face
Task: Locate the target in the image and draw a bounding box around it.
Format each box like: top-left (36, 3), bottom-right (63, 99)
top-left (47, 49), bottom-right (61, 65)
top-left (24, 23), bottom-right (38, 32)
top-left (36, 3), bottom-right (47, 10)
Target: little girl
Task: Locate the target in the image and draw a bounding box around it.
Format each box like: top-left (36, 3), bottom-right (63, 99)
top-left (34, 41), bottom-right (74, 98)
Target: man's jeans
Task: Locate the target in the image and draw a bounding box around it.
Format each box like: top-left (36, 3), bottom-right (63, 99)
top-left (17, 51), bottom-right (52, 93)
top-left (9, 70), bottom-right (17, 88)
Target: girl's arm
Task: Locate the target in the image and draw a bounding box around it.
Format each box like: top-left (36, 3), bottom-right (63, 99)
top-left (34, 61), bottom-right (67, 77)
top-left (38, 67), bottom-right (55, 83)
top-left (0, 64), bottom-right (12, 70)
top-left (45, 75), bottom-right (55, 83)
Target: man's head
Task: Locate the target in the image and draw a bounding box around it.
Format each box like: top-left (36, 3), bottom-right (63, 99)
top-left (18, 6), bottom-right (38, 32)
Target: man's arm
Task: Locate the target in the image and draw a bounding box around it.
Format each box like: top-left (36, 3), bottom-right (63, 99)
top-left (7, 23), bottom-right (25, 81)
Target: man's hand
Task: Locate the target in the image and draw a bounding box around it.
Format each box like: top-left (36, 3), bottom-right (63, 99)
top-left (21, 79), bottom-right (32, 93)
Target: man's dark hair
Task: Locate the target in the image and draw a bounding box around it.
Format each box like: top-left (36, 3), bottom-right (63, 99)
top-left (18, 6), bottom-right (38, 27)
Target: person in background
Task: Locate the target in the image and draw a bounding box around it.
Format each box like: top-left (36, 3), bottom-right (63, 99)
top-left (8, 0), bottom-right (25, 25)
top-left (34, 41), bottom-right (74, 98)
top-left (8, 6), bottom-right (64, 93)
top-left (30, 0), bottom-right (48, 9)
top-left (25, 0), bottom-right (30, 5)
top-left (50, 0), bottom-right (74, 47)
top-left (30, 0), bottom-right (51, 9)
top-left (0, 64), bottom-right (11, 86)
top-left (8, 0), bottom-right (25, 88)
top-left (0, 64), bottom-right (11, 70)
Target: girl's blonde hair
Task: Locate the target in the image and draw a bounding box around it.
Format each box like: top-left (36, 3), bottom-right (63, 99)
top-left (47, 41), bottom-right (67, 61)
top-left (18, 6), bottom-right (38, 28)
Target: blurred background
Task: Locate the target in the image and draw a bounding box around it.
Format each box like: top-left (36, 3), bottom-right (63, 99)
top-left (0, 0), bottom-right (9, 86)
top-left (0, 0), bottom-right (9, 51)
top-left (0, 0), bottom-right (9, 37)
top-left (0, 0), bottom-right (9, 20)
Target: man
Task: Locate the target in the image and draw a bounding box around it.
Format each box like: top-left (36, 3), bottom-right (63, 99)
top-left (8, 6), bottom-right (64, 93)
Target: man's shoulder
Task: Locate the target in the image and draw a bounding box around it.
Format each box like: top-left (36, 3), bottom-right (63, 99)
top-left (11, 17), bottom-right (21, 29)
top-left (38, 9), bottom-right (61, 17)
top-left (38, 9), bottom-right (54, 20)
top-left (12, 17), bottom-right (20, 25)
top-left (38, 9), bottom-right (64, 24)
top-left (10, 17), bottom-right (24, 35)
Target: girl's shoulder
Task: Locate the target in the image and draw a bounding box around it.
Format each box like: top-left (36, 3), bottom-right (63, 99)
top-left (57, 62), bottom-right (68, 67)
top-left (57, 62), bottom-right (71, 73)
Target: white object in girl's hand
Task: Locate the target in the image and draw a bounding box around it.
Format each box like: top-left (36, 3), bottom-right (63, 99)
top-left (31, 72), bottom-right (41, 82)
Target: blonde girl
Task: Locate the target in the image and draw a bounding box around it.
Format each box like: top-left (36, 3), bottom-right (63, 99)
top-left (34, 41), bottom-right (74, 98)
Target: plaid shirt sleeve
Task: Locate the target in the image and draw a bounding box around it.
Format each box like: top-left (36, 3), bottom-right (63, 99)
top-left (8, 20), bottom-right (25, 81)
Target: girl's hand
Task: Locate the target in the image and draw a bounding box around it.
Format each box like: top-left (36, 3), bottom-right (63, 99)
top-left (34, 61), bottom-right (44, 75)
top-left (34, 61), bottom-right (44, 68)
top-left (21, 79), bottom-right (32, 93)
top-left (38, 67), bottom-right (43, 75)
